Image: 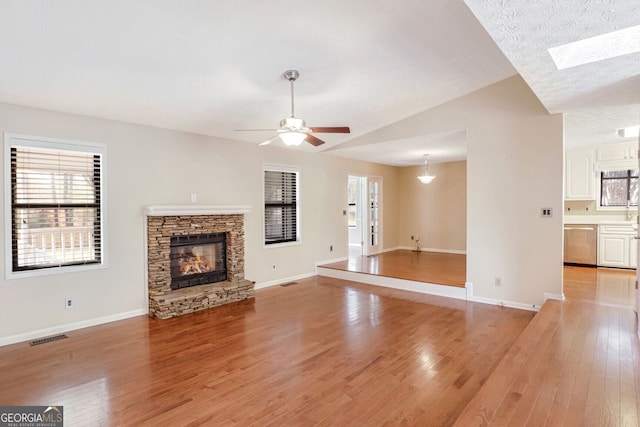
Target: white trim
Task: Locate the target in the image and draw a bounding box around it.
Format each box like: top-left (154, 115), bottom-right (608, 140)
top-left (254, 271), bottom-right (316, 290)
top-left (398, 246), bottom-right (467, 255)
top-left (4, 133), bottom-right (108, 280)
top-left (364, 176), bottom-right (383, 256)
top-left (544, 292), bottom-right (565, 301)
top-left (262, 240), bottom-right (302, 250)
top-left (315, 257), bottom-right (348, 269)
top-left (314, 272), bottom-right (541, 312)
top-left (144, 205), bottom-right (251, 216)
top-left (143, 216), bottom-right (150, 311)
top-left (317, 267), bottom-right (467, 300)
top-left (262, 163), bottom-right (301, 249)
top-left (465, 282), bottom-right (541, 312)
top-left (0, 309), bottom-right (147, 347)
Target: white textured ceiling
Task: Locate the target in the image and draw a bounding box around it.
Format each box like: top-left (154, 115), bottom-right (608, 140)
top-left (0, 0), bottom-right (638, 165)
top-left (464, 0), bottom-right (640, 149)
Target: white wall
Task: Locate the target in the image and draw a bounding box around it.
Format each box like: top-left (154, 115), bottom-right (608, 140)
top-left (0, 75), bottom-right (563, 342)
top-left (343, 76), bottom-right (564, 307)
top-left (0, 102), bottom-right (399, 342)
top-left (397, 161), bottom-right (467, 252)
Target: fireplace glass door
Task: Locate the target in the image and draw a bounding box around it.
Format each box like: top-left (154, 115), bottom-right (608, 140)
top-left (170, 232), bottom-right (226, 290)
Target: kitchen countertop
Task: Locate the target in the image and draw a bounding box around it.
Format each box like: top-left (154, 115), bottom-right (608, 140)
top-left (564, 215), bottom-right (637, 226)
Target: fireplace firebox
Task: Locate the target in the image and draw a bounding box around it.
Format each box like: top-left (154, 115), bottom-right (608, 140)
top-left (170, 232), bottom-right (227, 290)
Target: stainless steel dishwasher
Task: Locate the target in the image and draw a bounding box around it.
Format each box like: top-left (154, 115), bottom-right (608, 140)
top-left (564, 224), bottom-right (597, 266)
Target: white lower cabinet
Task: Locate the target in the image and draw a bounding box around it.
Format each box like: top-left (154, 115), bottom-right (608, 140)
top-left (598, 224), bottom-right (637, 268)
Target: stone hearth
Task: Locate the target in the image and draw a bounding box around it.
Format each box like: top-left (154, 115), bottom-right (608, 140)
top-left (145, 205), bottom-right (254, 319)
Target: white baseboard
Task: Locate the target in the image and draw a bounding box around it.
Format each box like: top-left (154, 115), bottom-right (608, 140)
top-left (398, 246), bottom-right (467, 255)
top-left (0, 308), bottom-right (148, 347)
top-left (544, 292), bottom-right (565, 301)
top-left (382, 246), bottom-right (402, 253)
top-left (317, 267), bottom-right (467, 300)
top-left (465, 282), bottom-right (540, 312)
top-left (254, 272), bottom-right (317, 290)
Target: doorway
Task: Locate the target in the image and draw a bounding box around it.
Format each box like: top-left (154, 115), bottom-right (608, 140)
top-left (348, 175), bottom-right (383, 257)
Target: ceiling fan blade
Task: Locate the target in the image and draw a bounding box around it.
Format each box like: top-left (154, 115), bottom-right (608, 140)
top-left (309, 126), bottom-right (351, 134)
top-left (304, 134), bottom-right (326, 146)
top-left (258, 135), bottom-right (280, 146)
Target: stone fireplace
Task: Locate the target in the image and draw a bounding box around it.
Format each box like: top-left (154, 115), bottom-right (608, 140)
top-left (145, 205), bottom-right (254, 319)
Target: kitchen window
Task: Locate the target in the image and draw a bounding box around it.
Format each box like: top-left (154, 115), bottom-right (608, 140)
top-left (600, 169), bottom-right (638, 207)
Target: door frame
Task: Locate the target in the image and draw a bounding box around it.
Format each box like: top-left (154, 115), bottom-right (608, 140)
top-left (365, 176), bottom-right (383, 256)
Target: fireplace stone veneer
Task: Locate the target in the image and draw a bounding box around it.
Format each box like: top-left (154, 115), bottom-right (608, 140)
top-left (145, 205), bottom-right (254, 319)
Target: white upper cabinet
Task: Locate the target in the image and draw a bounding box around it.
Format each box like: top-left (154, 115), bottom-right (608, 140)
top-left (566, 148), bottom-right (595, 200)
top-left (596, 141), bottom-right (638, 162)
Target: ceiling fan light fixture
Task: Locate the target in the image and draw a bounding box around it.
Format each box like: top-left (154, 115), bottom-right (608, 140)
top-left (279, 131), bottom-right (307, 146)
top-left (417, 154), bottom-right (436, 184)
top-left (281, 117), bottom-right (306, 131)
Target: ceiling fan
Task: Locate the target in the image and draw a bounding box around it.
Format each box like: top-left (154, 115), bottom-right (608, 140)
top-left (238, 70), bottom-right (350, 147)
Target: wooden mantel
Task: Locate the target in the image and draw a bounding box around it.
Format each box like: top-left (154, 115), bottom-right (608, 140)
top-left (144, 205), bottom-right (252, 216)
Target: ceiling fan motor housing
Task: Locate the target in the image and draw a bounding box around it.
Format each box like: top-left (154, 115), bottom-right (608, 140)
top-left (283, 70), bottom-right (300, 81)
top-left (280, 117), bottom-right (307, 132)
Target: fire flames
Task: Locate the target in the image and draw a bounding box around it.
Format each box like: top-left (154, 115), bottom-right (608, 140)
top-left (177, 251), bottom-right (213, 276)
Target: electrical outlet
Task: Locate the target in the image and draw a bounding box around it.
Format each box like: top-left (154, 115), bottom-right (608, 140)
top-left (190, 193), bottom-right (197, 203)
top-left (65, 298), bottom-right (73, 309)
top-left (494, 277), bottom-right (502, 287)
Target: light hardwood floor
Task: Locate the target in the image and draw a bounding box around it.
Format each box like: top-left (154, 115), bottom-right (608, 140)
top-left (455, 265), bottom-right (640, 426)
top-left (320, 250), bottom-right (466, 287)
top-left (0, 255), bottom-right (638, 426)
top-left (0, 276), bottom-right (530, 425)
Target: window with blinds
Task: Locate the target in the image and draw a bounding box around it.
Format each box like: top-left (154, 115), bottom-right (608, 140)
top-left (8, 138), bottom-right (104, 272)
top-left (264, 167), bottom-right (299, 245)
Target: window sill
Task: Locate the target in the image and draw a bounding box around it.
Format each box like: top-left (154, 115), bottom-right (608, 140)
top-left (5, 262), bottom-right (107, 280)
top-left (263, 240), bottom-right (302, 249)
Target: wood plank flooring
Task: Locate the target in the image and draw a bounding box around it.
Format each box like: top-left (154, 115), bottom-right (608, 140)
top-left (0, 258), bottom-right (638, 426)
top-left (454, 266), bottom-right (640, 426)
top-left (321, 250), bottom-right (466, 287)
top-left (0, 277), bottom-right (531, 426)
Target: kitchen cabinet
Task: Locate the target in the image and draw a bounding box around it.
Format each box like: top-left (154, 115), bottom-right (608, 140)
top-left (565, 148), bottom-right (595, 200)
top-left (598, 224), bottom-right (637, 268)
top-left (596, 141), bottom-right (638, 161)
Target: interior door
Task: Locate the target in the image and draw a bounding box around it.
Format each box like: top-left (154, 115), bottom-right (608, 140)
top-left (365, 176), bottom-right (383, 256)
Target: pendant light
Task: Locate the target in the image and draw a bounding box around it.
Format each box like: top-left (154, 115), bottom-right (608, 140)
top-left (417, 154), bottom-right (436, 184)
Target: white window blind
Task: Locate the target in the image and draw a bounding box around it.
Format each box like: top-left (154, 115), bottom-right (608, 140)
top-left (10, 144), bottom-right (102, 271)
top-left (264, 168), bottom-right (299, 245)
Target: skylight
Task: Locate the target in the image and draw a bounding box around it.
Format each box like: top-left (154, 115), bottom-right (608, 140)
top-left (548, 25), bottom-right (640, 70)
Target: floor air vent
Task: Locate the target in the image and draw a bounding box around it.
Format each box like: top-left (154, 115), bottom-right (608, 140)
top-left (280, 282), bottom-right (298, 287)
top-left (29, 334), bottom-right (68, 346)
